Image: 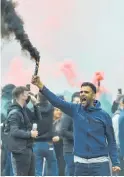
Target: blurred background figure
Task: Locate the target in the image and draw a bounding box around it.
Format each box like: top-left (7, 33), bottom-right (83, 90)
top-left (112, 96), bottom-right (124, 176)
top-left (111, 89), bottom-right (124, 114)
top-left (99, 92), bottom-right (112, 116)
top-left (52, 95), bottom-right (65, 176)
top-left (60, 92), bottom-right (80, 176)
top-left (1, 84), bottom-right (15, 176)
top-left (32, 92), bottom-right (58, 176)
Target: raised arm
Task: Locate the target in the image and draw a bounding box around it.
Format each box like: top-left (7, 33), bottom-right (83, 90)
top-left (40, 86), bottom-right (75, 116)
top-left (31, 76), bottom-right (75, 117)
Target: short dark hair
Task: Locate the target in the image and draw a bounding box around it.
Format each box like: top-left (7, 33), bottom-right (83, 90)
top-left (81, 82), bottom-right (96, 94)
top-left (12, 86), bottom-right (29, 99)
top-left (71, 92), bottom-right (80, 102)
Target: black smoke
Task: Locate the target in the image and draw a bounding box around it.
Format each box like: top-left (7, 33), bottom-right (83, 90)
top-left (1, 0), bottom-right (40, 63)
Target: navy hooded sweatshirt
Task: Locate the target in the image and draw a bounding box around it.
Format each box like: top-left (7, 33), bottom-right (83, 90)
top-left (40, 86), bottom-right (120, 166)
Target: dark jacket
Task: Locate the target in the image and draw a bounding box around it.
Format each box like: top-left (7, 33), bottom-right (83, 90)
top-left (34, 102), bottom-right (54, 142)
top-left (6, 103), bottom-right (33, 153)
top-left (53, 119), bottom-right (65, 176)
top-left (60, 113), bottom-right (73, 153)
top-left (53, 119), bottom-right (63, 145)
top-left (40, 86), bottom-right (120, 167)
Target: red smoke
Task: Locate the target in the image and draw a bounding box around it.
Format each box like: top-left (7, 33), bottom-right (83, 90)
top-left (92, 71), bottom-right (109, 98)
top-left (4, 57), bottom-right (32, 86)
top-left (59, 60), bottom-right (82, 87)
top-left (92, 71), bottom-right (104, 85)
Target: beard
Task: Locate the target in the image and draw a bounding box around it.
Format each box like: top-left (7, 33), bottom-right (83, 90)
top-left (81, 97), bottom-right (93, 108)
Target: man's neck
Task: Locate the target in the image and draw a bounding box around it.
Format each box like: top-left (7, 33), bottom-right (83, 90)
top-left (16, 99), bottom-right (25, 108)
top-left (82, 101), bottom-right (95, 109)
top-left (89, 102), bottom-right (95, 107)
top-left (87, 101), bottom-right (95, 108)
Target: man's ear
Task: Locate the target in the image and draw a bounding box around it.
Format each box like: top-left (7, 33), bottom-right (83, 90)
top-left (93, 93), bottom-right (96, 100)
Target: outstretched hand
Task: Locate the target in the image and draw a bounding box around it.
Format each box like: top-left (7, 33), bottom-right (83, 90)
top-left (31, 76), bottom-right (44, 89)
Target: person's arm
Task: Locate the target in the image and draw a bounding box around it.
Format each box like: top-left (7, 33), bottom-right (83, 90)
top-left (105, 113), bottom-right (120, 167)
top-left (40, 86), bottom-right (75, 117)
top-left (118, 115), bottom-right (124, 157)
top-left (9, 113), bottom-right (31, 139)
top-left (28, 94), bottom-right (43, 121)
top-left (60, 115), bottom-right (73, 140)
top-left (36, 132), bottom-right (53, 140)
top-left (111, 101), bottom-right (119, 114)
top-left (31, 76), bottom-right (76, 117)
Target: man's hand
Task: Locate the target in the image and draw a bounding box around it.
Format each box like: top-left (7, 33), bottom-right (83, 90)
top-left (31, 76), bottom-right (44, 89)
top-left (29, 94), bottom-right (37, 105)
top-left (52, 136), bottom-right (60, 142)
top-left (31, 130), bottom-right (38, 138)
top-left (112, 166), bottom-right (121, 173)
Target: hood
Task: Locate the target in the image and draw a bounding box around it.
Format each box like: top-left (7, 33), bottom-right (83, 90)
top-left (85, 100), bottom-right (102, 112)
top-left (7, 102), bottom-right (23, 114)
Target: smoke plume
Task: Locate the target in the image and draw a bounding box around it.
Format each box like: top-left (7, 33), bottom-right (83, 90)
top-left (60, 60), bottom-right (82, 87)
top-left (1, 0), bottom-right (40, 62)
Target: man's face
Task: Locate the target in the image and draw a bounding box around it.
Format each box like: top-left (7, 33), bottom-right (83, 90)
top-left (53, 108), bottom-right (62, 119)
top-left (21, 91), bottom-right (29, 101)
top-left (80, 86), bottom-right (95, 107)
top-left (72, 97), bottom-right (80, 104)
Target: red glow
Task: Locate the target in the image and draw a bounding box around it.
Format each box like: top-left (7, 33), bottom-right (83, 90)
top-left (60, 60), bottom-right (82, 87)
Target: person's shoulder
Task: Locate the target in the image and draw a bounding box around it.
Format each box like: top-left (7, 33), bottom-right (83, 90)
top-left (100, 109), bottom-right (111, 120)
top-left (8, 108), bottom-right (23, 121)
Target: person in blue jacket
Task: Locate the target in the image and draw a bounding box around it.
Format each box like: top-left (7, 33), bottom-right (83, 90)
top-left (31, 76), bottom-right (121, 176)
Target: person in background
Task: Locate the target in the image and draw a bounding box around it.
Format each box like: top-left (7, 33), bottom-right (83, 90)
top-left (112, 97), bottom-right (124, 176)
top-left (1, 84), bottom-right (16, 176)
top-left (7, 86), bottom-right (38, 176)
top-left (52, 97), bottom-right (65, 176)
top-left (32, 92), bottom-right (58, 176)
top-left (60, 92), bottom-right (80, 176)
top-left (111, 88), bottom-right (123, 114)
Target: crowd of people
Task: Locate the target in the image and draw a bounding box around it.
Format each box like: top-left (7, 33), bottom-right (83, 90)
top-left (0, 76), bottom-right (124, 176)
